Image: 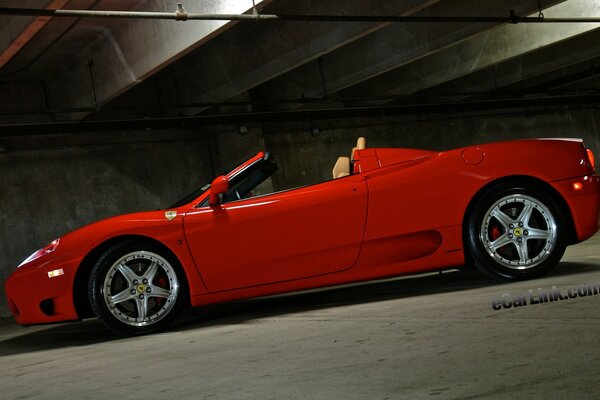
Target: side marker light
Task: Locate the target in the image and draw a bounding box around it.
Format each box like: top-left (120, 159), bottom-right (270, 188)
top-left (48, 269), bottom-right (64, 278)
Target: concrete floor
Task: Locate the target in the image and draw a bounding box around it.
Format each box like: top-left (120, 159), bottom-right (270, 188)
top-left (1, 235), bottom-right (600, 400)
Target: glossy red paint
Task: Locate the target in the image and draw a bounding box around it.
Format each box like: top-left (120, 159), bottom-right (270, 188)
top-left (5, 138), bottom-right (600, 327)
top-left (185, 174), bottom-right (368, 291)
top-left (209, 175), bottom-right (229, 206)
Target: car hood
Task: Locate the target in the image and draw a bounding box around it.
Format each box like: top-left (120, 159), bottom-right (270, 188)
top-left (22, 209), bottom-right (186, 268)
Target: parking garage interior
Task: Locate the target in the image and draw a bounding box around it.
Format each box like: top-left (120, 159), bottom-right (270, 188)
top-left (1, 0), bottom-right (600, 399)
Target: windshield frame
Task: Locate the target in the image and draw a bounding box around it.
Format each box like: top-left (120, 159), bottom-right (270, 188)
top-left (196, 152), bottom-right (278, 208)
top-left (166, 151), bottom-right (268, 209)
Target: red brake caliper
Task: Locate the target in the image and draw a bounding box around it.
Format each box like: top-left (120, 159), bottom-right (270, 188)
top-left (155, 275), bottom-right (169, 306)
top-left (491, 225), bottom-right (501, 241)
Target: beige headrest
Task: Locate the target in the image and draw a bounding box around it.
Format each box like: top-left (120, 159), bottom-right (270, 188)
top-left (356, 137), bottom-right (366, 150)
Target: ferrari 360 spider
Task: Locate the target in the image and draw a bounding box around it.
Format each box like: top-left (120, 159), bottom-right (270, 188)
top-left (5, 137), bottom-right (600, 334)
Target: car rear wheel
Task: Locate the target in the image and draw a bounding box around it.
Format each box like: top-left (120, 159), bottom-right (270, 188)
top-left (88, 240), bottom-right (187, 335)
top-left (466, 183), bottom-right (568, 280)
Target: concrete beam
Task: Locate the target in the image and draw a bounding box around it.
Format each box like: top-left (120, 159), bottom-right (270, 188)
top-left (0, 0), bottom-right (51, 56)
top-left (422, 28), bottom-right (600, 96)
top-left (0, 0), bottom-right (68, 69)
top-left (249, 0), bottom-right (563, 104)
top-left (124, 0), bottom-right (442, 117)
top-left (40, 0), bottom-right (268, 120)
top-left (340, 0), bottom-right (600, 101)
top-left (0, 1), bottom-right (147, 79)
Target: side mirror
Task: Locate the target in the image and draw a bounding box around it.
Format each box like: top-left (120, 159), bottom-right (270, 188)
top-left (209, 175), bottom-right (229, 206)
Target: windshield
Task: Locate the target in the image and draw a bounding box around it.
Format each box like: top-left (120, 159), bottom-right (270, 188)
top-left (221, 155), bottom-right (278, 204)
top-left (167, 182), bottom-right (211, 209)
top-left (166, 151), bottom-right (274, 209)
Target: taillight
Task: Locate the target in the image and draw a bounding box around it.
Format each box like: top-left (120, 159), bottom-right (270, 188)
top-left (587, 148), bottom-right (595, 172)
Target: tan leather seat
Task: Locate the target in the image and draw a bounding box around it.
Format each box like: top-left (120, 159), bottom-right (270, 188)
top-left (333, 137), bottom-right (367, 179)
top-left (332, 156), bottom-right (350, 179)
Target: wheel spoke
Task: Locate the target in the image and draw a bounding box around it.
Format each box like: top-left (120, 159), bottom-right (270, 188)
top-left (489, 234), bottom-right (512, 252)
top-left (515, 241), bottom-right (529, 263)
top-left (117, 263), bottom-right (139, 284)
top-left (526, 227), bottom-right (552, 240)
top-left (149, 285), bottom-right (172, 299)
top-left (518, 201), bottom-right (534, 225)
top-left (110, 289), bottom-right (136, 305)
top-left (490, 208), bottom-right (514, 229)
top-left (144, 260), bottom-right (159, 282)
top-left (135, 296), bottom-right (149, 320)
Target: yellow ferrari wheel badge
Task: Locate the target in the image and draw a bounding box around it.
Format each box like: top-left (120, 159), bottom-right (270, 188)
top-left (137, 284), bottom-right (146, 293)
top-left (513, 227), bottom-right (523, 237)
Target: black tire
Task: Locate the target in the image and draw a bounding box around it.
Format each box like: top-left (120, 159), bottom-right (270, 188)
top-left (466, 182), bottom-right (568, 281)
top-left (88, 240), bottom-right (188, 335)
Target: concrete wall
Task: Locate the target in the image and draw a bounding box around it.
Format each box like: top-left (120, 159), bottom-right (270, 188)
top-left (1, 105), bottom-right (600, 317)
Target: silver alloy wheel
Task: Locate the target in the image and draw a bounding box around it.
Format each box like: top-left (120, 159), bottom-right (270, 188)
top-left (480, 194), bottom-right (557, 270)
top-left (101, 251), bottom-right (180, 327)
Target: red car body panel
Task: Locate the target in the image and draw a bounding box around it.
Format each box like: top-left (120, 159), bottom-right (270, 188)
top-left (184, 174), bottom-right (368, 291)
top-left (5, 138), bottom-right (600, 325)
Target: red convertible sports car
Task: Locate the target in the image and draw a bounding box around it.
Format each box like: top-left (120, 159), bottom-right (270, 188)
top-left (5, 137), bottom-right (600, 335)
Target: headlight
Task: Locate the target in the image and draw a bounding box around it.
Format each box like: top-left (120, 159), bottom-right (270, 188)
top-left (18, 238), bottom-right (60, 268)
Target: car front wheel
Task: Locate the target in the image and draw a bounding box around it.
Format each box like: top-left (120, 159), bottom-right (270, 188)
top-left (466, 183), bottom-right (568, 280)
top-left (88, 240), bottom-right (187, 335)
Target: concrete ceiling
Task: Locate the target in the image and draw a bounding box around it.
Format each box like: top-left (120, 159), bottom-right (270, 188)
top-left (1, 0), bottom-right (600, 130)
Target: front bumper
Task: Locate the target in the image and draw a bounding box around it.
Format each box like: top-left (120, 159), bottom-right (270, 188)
top-left (4, 251), bottom-right (85, 325)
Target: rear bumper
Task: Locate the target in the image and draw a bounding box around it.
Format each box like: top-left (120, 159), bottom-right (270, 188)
top-left (4, 252), bottom-right (84, 325)
top-left (551, 175), bottom-right (600, 243)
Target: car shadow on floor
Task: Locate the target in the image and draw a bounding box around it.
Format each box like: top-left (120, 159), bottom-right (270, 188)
top-left (174, 260), bottom-right (600, 331)
top-left (0, 261), bottom-right (598, 355)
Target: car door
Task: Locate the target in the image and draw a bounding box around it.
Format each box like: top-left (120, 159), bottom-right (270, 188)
top-left (183, 175), bottom-right (367, 292)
